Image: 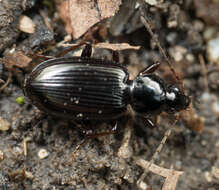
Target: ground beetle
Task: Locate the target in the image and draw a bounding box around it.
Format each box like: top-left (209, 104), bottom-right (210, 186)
top-left (23, 44), bottom-right (190, 128)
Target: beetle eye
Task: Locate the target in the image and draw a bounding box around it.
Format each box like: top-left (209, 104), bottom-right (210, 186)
top-left (168, 84), bottom-right (179, 91)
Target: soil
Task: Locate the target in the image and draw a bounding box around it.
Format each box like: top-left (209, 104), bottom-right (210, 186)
top-left (0, 0), bottom-right (218, 190)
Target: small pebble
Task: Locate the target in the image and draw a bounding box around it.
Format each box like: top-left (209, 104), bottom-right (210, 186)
top-left (137, 180), bottom-right (148, 190)
top-left (117, 144), bottom-right (133, 159)
top-left (175, 160), bottom-right (182, 169)
top-left (201, 140), bottom-right (207, 146)
top-left (38, 149), bottom-right (49, 159)
top-left (25, 171), bottom-right (34, 179)
top-left (207, 38), bottom-right (219, 64)
top-left (200, 92), bottom-right (211, 101)
top-left (169, 45), bottom-right (187, 62)
top-left (215, 141), bottom-right (219, 147)
top-left (186, 53), bottom-right (195, 63)
top-left (212, 167), bottom-right (219, 180)
top-left (205, 171), bottom-right (212, 182)
top-left (203, 27), bottom-right (216, 41)
top-left (0, 150), bottom-right (3, 161)
top-left (144, 0), bottom-right (161, 5)
top-left (0, 117), bottom-right (10, 131)
top-left (212, 101), bottom-right (219, 115)
top-left (18, 15), bottom-right (35, 33)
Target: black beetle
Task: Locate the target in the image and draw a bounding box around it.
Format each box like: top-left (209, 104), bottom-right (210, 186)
top-left (23, 45), bottom-right (190, 124)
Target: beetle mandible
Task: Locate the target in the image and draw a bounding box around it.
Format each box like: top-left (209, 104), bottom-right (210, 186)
top-left (23, 44), bottom-right (190, 128)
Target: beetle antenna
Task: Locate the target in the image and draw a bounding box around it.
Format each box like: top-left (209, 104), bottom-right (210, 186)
top-left (138, 6), bottom-right (184, 184)
top-left (139, 8), bottom-right (184, 92)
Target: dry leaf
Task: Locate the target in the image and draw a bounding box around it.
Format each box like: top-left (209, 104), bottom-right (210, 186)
top-left (162, 166), bottom-right (183, 190)
top-left (136, 158), bottom-right (183, 177)
top-left (180, 104), bottom-right (204, 133)
top-left (136, 158), bottom-right (183, 190)
top-left (94, 42), bottom-right (140, 51)
top-left (58, 0), bottom-right (122, 39)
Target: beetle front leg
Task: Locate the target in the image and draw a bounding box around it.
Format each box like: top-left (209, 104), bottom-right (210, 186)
top-left (27, 51), bottom-right (56, 61)
top-left (139, 61), bottom-right (161, 75)
top-left (81, 43), bottom-right (92, 58)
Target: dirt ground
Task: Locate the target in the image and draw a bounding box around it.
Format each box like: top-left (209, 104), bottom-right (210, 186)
top-left (0, 0), bottom-right (219, 190)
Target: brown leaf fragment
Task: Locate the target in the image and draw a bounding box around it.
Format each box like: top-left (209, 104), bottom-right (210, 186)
top-left (4, 51), bottom-right (32, 69)
top-left (58, 0), bottom-right (121, 39)
top-left (94, 42), bottom-right (140, 51)
top-left (180, 104), bottom-right (204, 133)
top-left (68, 0), bottom-right (99, 39)
top-left (97, 0), bottom-right (121, 18)
top-left (58, 1), bottom-right (72, 35)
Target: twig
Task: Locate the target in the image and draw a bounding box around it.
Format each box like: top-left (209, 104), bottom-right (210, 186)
top-left (137, 115), bottom-right (179, 186)
top-left (199, 54), bottom-right (209, 92)
top-left (136, 158), bottom-right (183, 190)
top-left (0, 71), bottom-right (12, 91)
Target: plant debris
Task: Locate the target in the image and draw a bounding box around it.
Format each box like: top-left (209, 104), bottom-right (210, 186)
top-left (59, 0), bottom-right (122, 39)
top-left (136, 158), bottom-right (183, 190)
top-left (4, 50), bottom-right (32, 69)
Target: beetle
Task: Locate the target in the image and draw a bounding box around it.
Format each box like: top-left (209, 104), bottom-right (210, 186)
top-left (23, 44), bottom-right (190, 129)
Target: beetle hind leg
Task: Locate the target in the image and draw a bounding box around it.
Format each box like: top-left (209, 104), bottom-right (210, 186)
top-left (68, 122), bottom-right (118, 163)
top-left (112, 50), bottom-right (120, 63)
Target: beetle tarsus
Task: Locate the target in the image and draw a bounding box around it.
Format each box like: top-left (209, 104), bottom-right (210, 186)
top-left (112, 50), bottom-right (120, 63)
top-left (81, 43), bottom-right (92, 58)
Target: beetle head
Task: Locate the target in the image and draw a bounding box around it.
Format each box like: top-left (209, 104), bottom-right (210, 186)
top-left (165, 85), bottom-right (190, 113)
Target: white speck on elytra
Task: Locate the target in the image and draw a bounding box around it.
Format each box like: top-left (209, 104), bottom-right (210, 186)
top-left (77, 113), bottom-right (83, 118)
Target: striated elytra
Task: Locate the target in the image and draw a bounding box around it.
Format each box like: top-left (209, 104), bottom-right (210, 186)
top-left (23, 46), bottom-right (190, 121)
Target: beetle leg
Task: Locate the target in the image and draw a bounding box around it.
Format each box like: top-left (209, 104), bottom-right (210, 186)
top-left (112, 50), bottom-right (120, 63)
top-left (138, 61), bottom-right (161, 75)
top-left (57, 42), bottom-right (86, 57)
top-left (69, 126), bottom-right (118, 162)
top-left (69, 122), bottom-right (117, 162)
top-left (81, 43), bottom-right (92, 58)
top-left (85, 122), bottom-right (118, 138)
top-left (31, 112), bottom-right (48, 127)
top-left (27, 52), bottom-right (55, 61)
